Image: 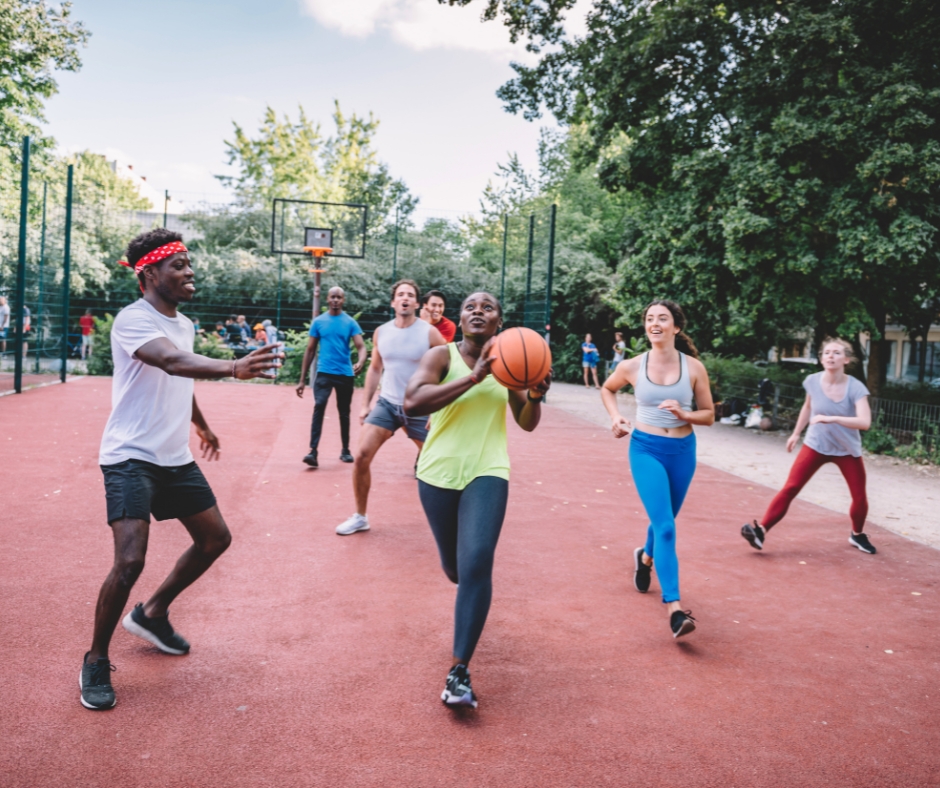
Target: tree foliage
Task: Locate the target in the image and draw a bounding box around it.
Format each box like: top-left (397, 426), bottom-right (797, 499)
top-left (456, 0), bottom-right (940, 390)
top-left (219, 102), bottom-right (416, 231)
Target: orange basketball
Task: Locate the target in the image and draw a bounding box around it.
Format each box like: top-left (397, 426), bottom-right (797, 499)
top-left (490, 327), bottom-right (552, 391)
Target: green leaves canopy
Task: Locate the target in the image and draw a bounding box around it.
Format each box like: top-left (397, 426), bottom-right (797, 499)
top-left (457, 0), bottom-right (940, 376)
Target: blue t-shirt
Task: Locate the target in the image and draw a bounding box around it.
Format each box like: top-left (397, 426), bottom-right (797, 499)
top-left (309, 312), bottom-right (363, 376)
top-left (581, 342), bottom-right (598, 363)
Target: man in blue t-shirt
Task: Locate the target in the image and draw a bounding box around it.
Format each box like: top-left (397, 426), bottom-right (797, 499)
top-left (296, 286), bottom-right (367, 467)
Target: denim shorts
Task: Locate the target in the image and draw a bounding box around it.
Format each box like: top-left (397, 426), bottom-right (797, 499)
top-left (365, 396), bottom-right (429, 441)
top-left (101, 459), bottom-right (217, 524)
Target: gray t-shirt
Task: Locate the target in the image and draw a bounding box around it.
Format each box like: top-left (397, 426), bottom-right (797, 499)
top-left (803, 372), bottom-right (870, 457)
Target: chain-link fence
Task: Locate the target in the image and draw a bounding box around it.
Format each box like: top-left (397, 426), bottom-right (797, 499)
top-left (0, 157), bottom-right (73, 394)
top-left (714, 376), bottom-right (940, 451)
top-left (2, 138), bottom-right (559, 394)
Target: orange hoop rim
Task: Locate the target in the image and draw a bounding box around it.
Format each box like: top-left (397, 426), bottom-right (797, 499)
top-left (303, 246), bottom-right (332, 258)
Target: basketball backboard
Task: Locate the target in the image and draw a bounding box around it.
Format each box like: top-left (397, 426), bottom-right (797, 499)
top-left (271, 198), bottom-right (367, 258)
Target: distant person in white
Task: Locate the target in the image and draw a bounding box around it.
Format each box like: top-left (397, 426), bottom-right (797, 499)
top-left (0, 295), bottom-right (9, 354)
top-left (80, 228), bottom-right (282, 712)
top-left (336, 279), bottom-right (446, 535)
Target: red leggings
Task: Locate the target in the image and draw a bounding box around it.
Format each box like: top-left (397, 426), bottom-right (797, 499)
top-left (762, 445), bottom-right (868, 534)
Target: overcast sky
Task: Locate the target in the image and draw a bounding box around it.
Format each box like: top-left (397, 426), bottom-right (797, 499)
top-left (42, 0), bottom-right (576, 218)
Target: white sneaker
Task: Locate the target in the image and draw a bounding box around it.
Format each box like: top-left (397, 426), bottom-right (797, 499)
top-left (336, 513), bottom-right (370, 535)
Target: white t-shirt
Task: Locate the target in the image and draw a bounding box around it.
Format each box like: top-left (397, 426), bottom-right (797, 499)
top-left (99, 299), bottom-right (196, 467)
top-left (0, 303), bottom-right (10, 329)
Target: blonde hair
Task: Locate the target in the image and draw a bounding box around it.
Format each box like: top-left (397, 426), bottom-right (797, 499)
top-left (819, 336), bottom-right (855, 362)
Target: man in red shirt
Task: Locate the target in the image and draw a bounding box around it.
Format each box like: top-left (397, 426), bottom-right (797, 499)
top-left (79, 308), bottom-right (95, 360)
top-left (420, 290), bottom-right (456, 342)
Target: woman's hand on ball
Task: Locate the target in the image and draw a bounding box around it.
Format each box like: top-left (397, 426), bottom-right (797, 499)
top-left (529, 369), bottom-right (552, 400)
top-left (470, 338), bottom-right (498, 382)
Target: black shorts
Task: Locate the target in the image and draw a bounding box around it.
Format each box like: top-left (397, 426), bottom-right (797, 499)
top-left (101, 459), bottom-right (217, 524)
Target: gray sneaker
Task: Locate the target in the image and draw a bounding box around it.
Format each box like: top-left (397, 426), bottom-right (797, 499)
top-left (336, 513), bottom-right (370, 535)
top-left (80, 653), bottom-right (116, 710)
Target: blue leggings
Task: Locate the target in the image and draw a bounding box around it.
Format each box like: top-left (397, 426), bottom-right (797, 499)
top-left (629, 430), bottom-right (697, 603)
top-left (418, 476), bottom-right (509, 664)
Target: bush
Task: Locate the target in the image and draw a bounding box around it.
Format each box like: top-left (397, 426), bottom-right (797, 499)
top-left (86, 314), bottom-right (115, 376)
top-left (194, 334), bottom-right (234, 360)
top-left (861, 417), bottom-right (897, 455)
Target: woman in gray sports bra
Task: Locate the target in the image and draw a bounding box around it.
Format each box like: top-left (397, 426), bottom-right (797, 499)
top-left (601, 300), bottom-right (715, 639)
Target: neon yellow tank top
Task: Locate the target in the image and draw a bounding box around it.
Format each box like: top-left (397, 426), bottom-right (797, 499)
top-left (416, 342), bottom-right (510, 490)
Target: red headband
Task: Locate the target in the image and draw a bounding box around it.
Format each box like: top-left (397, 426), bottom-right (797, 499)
top-left (118, 241), bottom-right (188, 274)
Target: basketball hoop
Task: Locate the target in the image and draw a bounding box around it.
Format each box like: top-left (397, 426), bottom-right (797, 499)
top-left (304, 245), bottom-right (331, 273)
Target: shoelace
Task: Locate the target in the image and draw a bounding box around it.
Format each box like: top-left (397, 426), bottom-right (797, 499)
top-left (89, 660), bottom-right (116, 686)
top-left (680, 610), bottom-right (696, 622)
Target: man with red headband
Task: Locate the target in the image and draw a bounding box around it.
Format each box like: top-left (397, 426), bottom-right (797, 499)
top-left (80, 228), bottom-right (282, 711)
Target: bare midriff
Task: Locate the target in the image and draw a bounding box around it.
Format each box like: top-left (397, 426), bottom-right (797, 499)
top-left (634, 421), bottom-right (694, 439)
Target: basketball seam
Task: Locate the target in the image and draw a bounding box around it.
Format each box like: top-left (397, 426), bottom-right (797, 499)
top-left (497, 328), bottom-right (527, 387)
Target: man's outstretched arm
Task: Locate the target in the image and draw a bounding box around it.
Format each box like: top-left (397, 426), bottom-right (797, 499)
top-left (135, 337), bottom-right (282, 380)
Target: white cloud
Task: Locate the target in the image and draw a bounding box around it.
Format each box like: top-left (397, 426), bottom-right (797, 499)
top-left (300, 0), bottom-right (528, 58)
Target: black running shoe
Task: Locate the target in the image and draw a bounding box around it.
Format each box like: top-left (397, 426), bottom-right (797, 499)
top-left (670, 610), bottom-right (696, 639)
top-left (80, 652), bottom-right (116, 710)
top-left (122, 603), bottom-right (190, 655)
top-left (339, 450), bottom-right (353, 463)
top-left (634, 547), bottom-right (652, 593)
top-left (741, 520), bottom-right (765, 550)
top-left (303, 451), bottom-right (318, 468)
top-left (849, 532), bottom-right (877, 554)
top-left (441, 663), bottom-right (478, 709)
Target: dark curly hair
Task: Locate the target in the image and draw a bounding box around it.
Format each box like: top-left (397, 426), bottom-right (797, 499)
top-left (641, 300), bottom-right (700, 359)
top-left (125, 228), bottom-right (184, 290)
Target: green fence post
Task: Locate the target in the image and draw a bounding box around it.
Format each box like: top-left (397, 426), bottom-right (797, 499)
top-left (392, 205), bottom-right (399, 283)
top-left (500, 214), bottom-right (508, 304)
top-left (524, 213), bottom-right (534, 328)
top-left (13, 136), bottom-right (30, 394)
top-left (35, 181), bottom-right (47, 374)
top-left (544, 203), bottom-right (556, 338)
top-left (163, 189), bottom-right (169, 228)
top-left (60, 164), bottom-right (73, 383)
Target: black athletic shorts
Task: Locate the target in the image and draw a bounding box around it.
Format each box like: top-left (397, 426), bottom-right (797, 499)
top-left (101, 459), bottom-right (217, 524)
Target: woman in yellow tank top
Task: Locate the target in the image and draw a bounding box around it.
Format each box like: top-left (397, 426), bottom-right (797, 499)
top-left (404, 291), bottom-right (551, 709)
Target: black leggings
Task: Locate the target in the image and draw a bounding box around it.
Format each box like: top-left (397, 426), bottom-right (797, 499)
top-left (418, 476), bottom-right (509, 664)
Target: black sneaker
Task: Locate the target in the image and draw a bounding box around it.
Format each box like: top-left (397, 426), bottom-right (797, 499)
top-left (634, 547), bottom-right (652, 593)
top-left (80, 652), bottom-right (116, 710)
top-left (670, 610), bottom-right (696, 639)
top-left (849, 532), bottom-right (876, 554)
top-left (441, 663), bottom-right (478, 709)
top-left (303, 451), bottom-right (318, 468)
top-left (122, 603), bottom-right (190, 655)
top-left (741, 520), bottom-right (765, 550)
top-left (339, 450), bottom-right (353, 463)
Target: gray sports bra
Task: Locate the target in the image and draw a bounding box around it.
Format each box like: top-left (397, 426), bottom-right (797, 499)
top-left (634, 352), bottom-right (694, 428)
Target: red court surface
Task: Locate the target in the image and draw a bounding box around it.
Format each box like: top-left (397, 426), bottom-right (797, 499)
top-left (2, 378), bottom-right (938, 787)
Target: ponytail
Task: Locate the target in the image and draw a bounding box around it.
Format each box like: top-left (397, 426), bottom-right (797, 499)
top-left (642, 299), bottom-right (699, 359)
top-left (676, 330), bottom-right (699, 359)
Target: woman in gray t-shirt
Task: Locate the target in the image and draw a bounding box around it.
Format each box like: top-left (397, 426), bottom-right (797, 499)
top-left (740, 338), bottom-right (876, 555)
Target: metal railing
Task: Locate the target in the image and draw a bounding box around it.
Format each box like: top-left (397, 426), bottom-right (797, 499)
top-left (715, 377), bottom-right (940, 447)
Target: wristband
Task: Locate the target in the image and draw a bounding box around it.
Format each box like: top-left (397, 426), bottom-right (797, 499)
top-left (527, 391), bottom-right (544, 403)
top-left (469, 373), bottom-right (482, 385)
top-left (232, 359), bottom-right (237, 379)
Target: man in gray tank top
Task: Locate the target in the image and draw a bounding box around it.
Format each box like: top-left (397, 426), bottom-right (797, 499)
top-left (336, 279), bottom-right (446, 535)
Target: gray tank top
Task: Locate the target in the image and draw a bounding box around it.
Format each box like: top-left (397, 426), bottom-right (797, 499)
top-left (634, 352), bottom-right (694, 428)
top-left (376, 318), bottom-right (433, 405)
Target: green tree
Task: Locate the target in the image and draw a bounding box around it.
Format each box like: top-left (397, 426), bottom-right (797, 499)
top-left (219, 102), bottom-right (416, 231)
top-left (453, 0), bottom-right (940, 392)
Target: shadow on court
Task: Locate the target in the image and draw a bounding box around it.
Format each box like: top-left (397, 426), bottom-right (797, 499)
top-left (1, 377), bottom-right (936, 787)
